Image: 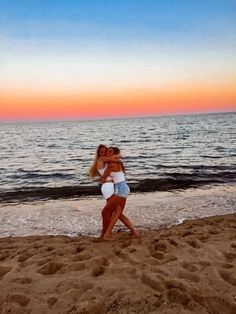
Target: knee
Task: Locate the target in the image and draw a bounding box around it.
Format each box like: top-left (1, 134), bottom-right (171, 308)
top-left (114, 208), bottom-right (122, 217)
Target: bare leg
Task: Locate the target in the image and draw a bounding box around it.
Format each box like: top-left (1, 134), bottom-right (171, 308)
top-left (119, 214), bottom-right (139, 236)
top-left (100, 195), bottom-right (125, 237)
top-left (101, 195), bottom-right (139, 239)
top-left (103, 212), bottom-right (139, 239)
top-left (103, 205), bottom-right (123, 240)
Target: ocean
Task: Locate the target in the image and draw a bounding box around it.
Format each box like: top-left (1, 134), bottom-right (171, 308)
top-left (0, 112), bottom-right (235, 237)
top-left (0, 112), bottom-right (235, 203)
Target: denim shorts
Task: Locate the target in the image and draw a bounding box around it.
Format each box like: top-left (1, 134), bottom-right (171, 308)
top-left (114, 181), bottom-right (130, 198)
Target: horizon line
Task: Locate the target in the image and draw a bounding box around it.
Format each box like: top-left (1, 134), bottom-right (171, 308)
top-left (0, 110), bottom-right (235, 125)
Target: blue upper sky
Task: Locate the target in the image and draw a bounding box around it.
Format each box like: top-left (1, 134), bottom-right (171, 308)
top-left (0, 0), bottom-right (235, 120)
top-left (1, 0), bottom-right (235, 47)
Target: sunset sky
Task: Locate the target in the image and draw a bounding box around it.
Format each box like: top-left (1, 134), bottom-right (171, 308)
top-left (0, 0), bottom-right (236, 121)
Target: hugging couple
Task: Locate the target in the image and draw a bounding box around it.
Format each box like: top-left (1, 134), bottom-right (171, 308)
top-left (89, 144), bottom-right (139, 240)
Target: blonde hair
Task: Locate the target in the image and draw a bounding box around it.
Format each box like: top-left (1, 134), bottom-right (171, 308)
top-left (88, 144), bottom-right (107, 178)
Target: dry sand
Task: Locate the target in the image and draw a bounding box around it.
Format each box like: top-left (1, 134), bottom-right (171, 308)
top-left (0, 213), bottom-right (236, 314)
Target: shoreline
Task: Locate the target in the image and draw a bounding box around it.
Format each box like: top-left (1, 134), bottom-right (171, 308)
top-left (1, 184), bottom-right (235, 239)
top-left (1, 179), bottom-right (236, 204)
top-left (0, 213), bottom-right (236, 313)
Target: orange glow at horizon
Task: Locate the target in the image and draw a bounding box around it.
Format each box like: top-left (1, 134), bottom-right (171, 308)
top-left (1, 82), bottom-right (236, 120)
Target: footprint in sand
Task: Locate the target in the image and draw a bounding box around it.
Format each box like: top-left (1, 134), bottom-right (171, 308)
top-left (151, 252), bottom-right (164, 260)
top-left (196, 295), bottom-right (236, 314)
top-left (66, 262), bottom-right (86, 272)
top-left (153, 241), bottom-right (168, 252)
top-left (76, 245), bottom-right (85, 253)
top-left (92, 257), bottom-right (109, 267)
top-left (65, 244), bottom-right (87, 255)
top-left (36, 257), bottom-right (52, 266)
top-left (168, 239), bottom-right (178, 247)
top-left (208, 228), bottom-right (219, 235)
top-left (71, 281), bottom-right (94, 294)
top-left (148, 241), bottom-right (169, 261)
top-left (124, 266), bottom-right (136, 275)
top-left (199, 260), bottom-right (211, 267)
top-left (198, 234), bottom-right (210, 242)
top-left (182, 230), bottom-right (193, 237)
top-left (128, 246), bottom-right (136, 253)
top-left (0, 265), bottom-right (12, 279)
top-left (140, 272), bottom-right (165, 292)
top-left (90, 257), bottom-right (109, 277)
top-left (181, 262), bottom-right (199, 272)
top-left (8, 294), bottom-right (31, 307)
top-left (78, 299), bottom-right (105, 314)
top-left (160, 254), bottom-right (178, 264)
top-left (119, 239), bottom-right (132, 249)
top-left (231, 242), bottom-right (236, 249)
top-left (12, 277), bottom-right (32, 284)
top-left (0, 253), bottom-right (8, 261)
top-left (166, 288), bottom-right (191, 306)
top-left (47, 296), bottom-right (57, 307)
top-left (45, 246), bottom-right (54, 252)
top-left (218, 269), bottom-right (236, 286)
top-left (72, 253), bottom-right (92, 262)
top-left (186, 239), bottom-right (201, 249)
top-left (55, 280), bottom-right (76, 294)
top-left (222, 251), bottom-right (236, 262)
top-left (176, 270), bottom-right (200, 283)
top-left (91, 265), bottom-right (105, 277)
top-left (152, 268), bottom-right (169, 277)
top-left (17, 252), bottom-right (34, 262)
top-left (165, 279), bottom-right (187, 291)
top-left (220, 262), bottom-right (234, 269)
top-left (112, 248), bottom-right (127, 259)
top-left (37, 261), bottom-right (64, 275)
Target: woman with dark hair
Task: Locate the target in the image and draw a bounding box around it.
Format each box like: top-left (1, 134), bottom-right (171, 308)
top-left (89, 145), bottom-right (139, 240)
top-left (100, 146), bottom-right (139, 239)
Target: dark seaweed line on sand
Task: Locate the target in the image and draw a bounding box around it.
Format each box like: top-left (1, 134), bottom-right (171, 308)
top-left (0, 175), bottom-right (235, 204)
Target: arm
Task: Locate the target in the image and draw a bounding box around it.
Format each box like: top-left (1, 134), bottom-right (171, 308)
top-left (100, 164), bottom-right (115, 182)
top-left (99, 154), bottom-right (122, 163)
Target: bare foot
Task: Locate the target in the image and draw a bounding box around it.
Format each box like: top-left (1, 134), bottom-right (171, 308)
top-left (102, 236), bottom-right (113, 241)
top-left (132, 230), bottom-right (140, 238)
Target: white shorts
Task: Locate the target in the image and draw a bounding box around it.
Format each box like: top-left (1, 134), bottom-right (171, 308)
top-left (101, 182), bottom-right (114, 199)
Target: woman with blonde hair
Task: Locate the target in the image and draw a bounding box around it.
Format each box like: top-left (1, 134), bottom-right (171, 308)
top-left (89, 144), bottom-right (139, 239)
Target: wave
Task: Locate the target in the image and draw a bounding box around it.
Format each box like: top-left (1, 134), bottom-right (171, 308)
top-left (1, 171), bottom-right (235, 204)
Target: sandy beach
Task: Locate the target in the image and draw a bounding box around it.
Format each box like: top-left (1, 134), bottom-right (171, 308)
top-left (0, 213), bottom-right (236, 313)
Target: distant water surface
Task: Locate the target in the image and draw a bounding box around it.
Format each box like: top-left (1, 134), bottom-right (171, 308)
top-left (0, 112), bottom-right (235, 203)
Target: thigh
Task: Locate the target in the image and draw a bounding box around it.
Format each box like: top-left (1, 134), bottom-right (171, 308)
top-left (102, 195), bottom-right (124, 215)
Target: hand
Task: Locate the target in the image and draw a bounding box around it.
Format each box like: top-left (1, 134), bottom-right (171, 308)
top-left (100, 176), bottom-right (106, 183)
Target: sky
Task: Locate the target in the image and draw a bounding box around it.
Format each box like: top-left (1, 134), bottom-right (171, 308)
top-left (0, 0), bottom-right (236, 121)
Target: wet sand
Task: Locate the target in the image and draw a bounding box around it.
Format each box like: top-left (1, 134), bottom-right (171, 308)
top-left (0, 213), bottom-right (236, 313)
top-left (1, 184), bottom-right (235, 238)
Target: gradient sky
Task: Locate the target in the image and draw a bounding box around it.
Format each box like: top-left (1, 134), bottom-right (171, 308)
top-left (0, 0), bottom-right (236, 120)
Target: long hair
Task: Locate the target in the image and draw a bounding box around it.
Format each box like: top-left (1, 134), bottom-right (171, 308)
top-left (88, 144), bottom-right (107, 178)
top-left (109, 146), bottom-right (126, 172)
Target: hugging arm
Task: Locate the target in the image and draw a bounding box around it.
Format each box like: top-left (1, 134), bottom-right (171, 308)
top-left (100, 164), bottom-right (114, 182)
top-left (100, 154), bottom-right (121, 182)
top-left (99, 154), bottom-right (121, 163)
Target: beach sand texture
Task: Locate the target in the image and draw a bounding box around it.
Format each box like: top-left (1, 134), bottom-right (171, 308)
top-left (0, 213), bottom-right (236, 314)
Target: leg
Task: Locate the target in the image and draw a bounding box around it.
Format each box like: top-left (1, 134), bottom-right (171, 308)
top-left (100, 195), bottom-right (125, 237)
top-left (103, 204), bottom-right (123, 240)
top-left (106, 196), bottom-right (139, 236)
top-left (103, 198), bottom-right (139, 239)
top-left (119, 214), bottom-right (139, 236)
